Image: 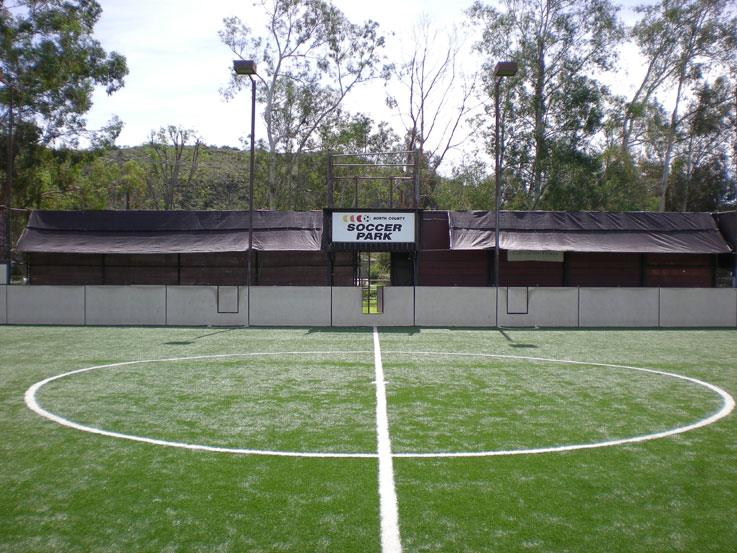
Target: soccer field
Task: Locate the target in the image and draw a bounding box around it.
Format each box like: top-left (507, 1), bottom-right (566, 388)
top-left (2, 325), bottom-right (736, 552)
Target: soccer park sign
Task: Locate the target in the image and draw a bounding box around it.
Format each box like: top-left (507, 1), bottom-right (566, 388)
top-left (328, 210), bottom-right (418, 251)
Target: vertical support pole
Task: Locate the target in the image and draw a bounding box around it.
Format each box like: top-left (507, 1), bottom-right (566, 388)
top-left (327, 252), bottom-right (334, 287)
top-left (327, 151), bottom-right (334, 208)
top-left (248, 75), bottom-right (256, 326)
top-left (492, 61), bottom-right (517, 328)
top-left (494, 77), bottom-right (501, 328)
top-left (413, 149), bottom-right (420, 209)
top-left (2, 80), bottom-right (13, 284)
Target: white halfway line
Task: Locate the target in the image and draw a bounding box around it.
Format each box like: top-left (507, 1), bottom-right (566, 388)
top-left (373, 327), bottom-right (403, 553)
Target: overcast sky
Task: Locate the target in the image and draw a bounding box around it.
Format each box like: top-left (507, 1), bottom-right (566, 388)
top-left (86, 0), bottom-right (645, 150)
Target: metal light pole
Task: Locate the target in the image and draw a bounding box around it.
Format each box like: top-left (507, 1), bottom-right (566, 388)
top-left (494, 61), bottom-right (518, 328)
top-left (0, 69), bottom-right (13, 285)
top-left (233, 60), bottom-right (258, 325)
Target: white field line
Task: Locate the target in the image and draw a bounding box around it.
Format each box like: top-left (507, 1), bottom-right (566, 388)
top-left (24, 352), bottom-right (377, 459)
top-left (23, 350), bottom-right (734, 461)
top-left (373, 327), bottom-right (403, 553)
top-left (384, 351), bottom-right (735, 458)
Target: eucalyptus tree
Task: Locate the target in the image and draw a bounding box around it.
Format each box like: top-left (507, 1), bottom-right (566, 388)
top-left (624, 0), bottom-right (737, 211)
top-left (0, 0), bottom-right (128, 208)
top-left (220, 0), bottom-right (387, 210)
top-left (468, 0), bottom-right (623, 209)
top-left (146, 126), bottom-right (202, 210)
top-left (668, 78), bottom-right (736, 211)
top-left (385, 16), bottom-right (480, 206)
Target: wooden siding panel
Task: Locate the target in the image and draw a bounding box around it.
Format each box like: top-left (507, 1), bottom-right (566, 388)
top-left (259, 266), bottom-right (329, 286)
top-left (29, 265), bottom-right (103, 285)
top-left (105, 254), bottom-right (179, 267)
top-left (422, 211), bottom-right (450, 250)
top-left (29, 253), bottom-right (103, 266)
top-left (645, 267), bottom-right (713, 287)
top-left (644, 254), bottom-right (714, 287)
top-left (566, 253), bottom-right (641, 287)
top-left (419, 251), bottom-right (488, 286)
top-left (104, 266), bottom-right (179, 285)
top-left (179, 267), bottom-right (248, 286)
top-left (180, 253), bottom-right (248, 267)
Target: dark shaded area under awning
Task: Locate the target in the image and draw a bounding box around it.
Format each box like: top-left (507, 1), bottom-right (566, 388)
top-left (449, 211), bottom-right (732, 254)
top-left (15, 210), bottom-right (323, 254)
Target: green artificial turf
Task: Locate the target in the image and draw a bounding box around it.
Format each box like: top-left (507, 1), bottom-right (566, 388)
top-left (2, 326), bottom-right (736, 552)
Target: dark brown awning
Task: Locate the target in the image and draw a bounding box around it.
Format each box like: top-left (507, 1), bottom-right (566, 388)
top-left (16, 210), bottom-right (323, 254)
top-left (714, 211), bottom-right (737, 252)
top-left (449, 211), bottom-right (732, 254)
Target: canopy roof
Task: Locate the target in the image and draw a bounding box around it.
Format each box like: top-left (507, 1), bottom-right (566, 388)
top-left (449, 211), bottom-right (732, 254)
top-left (714, 211), bottom-right (737, 252)
top-left (16, 209), bottom-right (733, 256)
top-left (16, 210), bottom-right (323, 254)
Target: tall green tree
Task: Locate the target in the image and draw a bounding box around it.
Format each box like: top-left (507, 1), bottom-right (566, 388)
top-left (0, 0), bottom-right (128, 208)
top-left (220, 0), bottom-right (387, 209)
top-left (664, 78), bottom-right (736, 210)
top-left (468, 0), bottom-right (623, 209)
top-left (386, 16), bottom-right (480, 207)
top-left (145, 126), bottom-right (202, 210)
top-left (624, 0), bottom-right (737, 211)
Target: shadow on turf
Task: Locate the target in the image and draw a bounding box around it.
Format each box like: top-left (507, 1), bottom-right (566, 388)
top-left (499, 328), bottom-right (538, 348)
top-left (305, 326), bottom-right (421, 335)
top-left (164, 328), bottom-right (239, 345)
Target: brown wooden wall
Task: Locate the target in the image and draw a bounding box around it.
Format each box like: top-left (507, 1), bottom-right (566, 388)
top-left (421, 211), bottom-right (451, 250)
top-left (23, 210), bottom-right (719, 288)
top-left (257, 252), bottom-right (354, 286)
top-left (415, 213), bottom-right (718, 288)
top-left (642, 253), bottom-right (714, 287)
top-left (27, 251), bottom-right (356, 287)
top-left (418, 251), bottom-right (489, 286)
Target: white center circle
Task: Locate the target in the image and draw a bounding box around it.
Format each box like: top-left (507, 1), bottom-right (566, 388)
top-left (24, 351), bottom-right (734, 459)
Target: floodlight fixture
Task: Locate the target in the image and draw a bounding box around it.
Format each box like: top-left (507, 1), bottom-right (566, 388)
top-left (233, 60), bottom-right (257, 76)
top-left (494, 61), bottom-right (518, 78)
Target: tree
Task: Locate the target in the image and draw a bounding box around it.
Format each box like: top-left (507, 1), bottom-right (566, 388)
top-left (625, 0), bottom-right (737, 211)
top-left (468, 0), bottom-right (623, 208)
top-left (220, 0), bottom-right (387, 209)
top-left (664, 78), bottom-right (736, 211)
top-left (89, 158), bottom-right (146, 210)
top-left (0, 0), bottom-right (128, 208)
top-left (146, 126), bottom-right (202, 210)
top-left (385, 16), bottom-right (480, 206)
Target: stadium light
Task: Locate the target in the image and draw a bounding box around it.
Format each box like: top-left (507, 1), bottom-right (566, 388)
top-left (233, 60), bottom-right (257, 76)
top-left (233, 60), bottom-right (258, 323)
top-left (0, 69), bottom-right (13, 284)
top-left (494, 61), bottom-right (518, 328)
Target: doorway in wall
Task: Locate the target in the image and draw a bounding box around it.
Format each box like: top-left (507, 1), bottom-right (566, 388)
top-left (358, 252), bottom-right (389, 314)
top-left (355, 251), bottom-right (415, 314)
